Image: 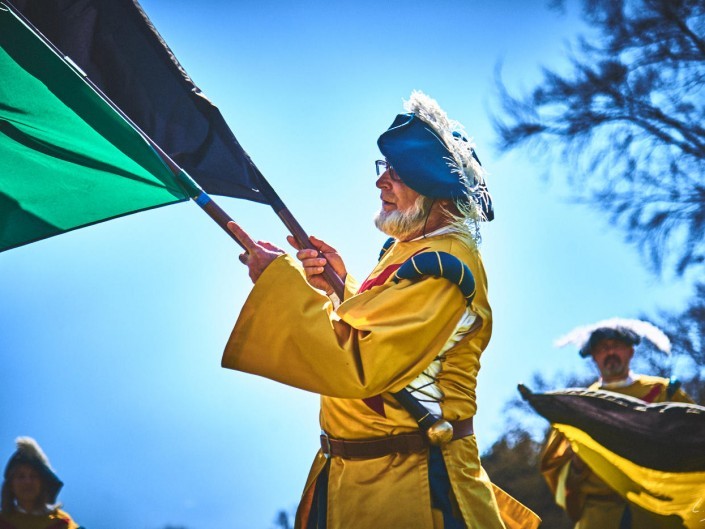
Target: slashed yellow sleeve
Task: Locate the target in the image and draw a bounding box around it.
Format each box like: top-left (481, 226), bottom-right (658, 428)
top-left (222, 254), bottom-right (467, 398)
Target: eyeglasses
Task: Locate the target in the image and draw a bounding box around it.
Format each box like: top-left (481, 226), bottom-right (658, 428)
top-left (375, 159), bottom-right (401, 181)
top-left (375, 159), bottom-right (390, 176)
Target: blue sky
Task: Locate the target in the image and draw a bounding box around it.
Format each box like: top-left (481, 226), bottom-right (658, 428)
top-left (0, 1), bottom-right (694, 528)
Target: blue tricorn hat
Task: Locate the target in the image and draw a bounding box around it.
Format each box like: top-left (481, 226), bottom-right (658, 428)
top-left (4, 437), bottom-right (63, 504)
top-left (377, 92), bottom-right (494, 221)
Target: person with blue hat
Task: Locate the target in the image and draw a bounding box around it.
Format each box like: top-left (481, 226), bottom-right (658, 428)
top-left (541, 318), bottom-right (694, 529)
top-left (222, 91), bottom-right (537, 529)
top-left (1, 437), bottom-right (81, 529)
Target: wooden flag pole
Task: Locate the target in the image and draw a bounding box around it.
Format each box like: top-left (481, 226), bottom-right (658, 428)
top-left (7, 1), bottom-right (444, 439)
top-left (248, 166), bottom-right (346, 297)
top-left (8, 0), bottom-right (456, 449)
top-left (7, 0), bottom-right (343, 291)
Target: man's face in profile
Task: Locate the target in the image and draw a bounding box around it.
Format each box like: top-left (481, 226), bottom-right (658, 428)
top-left (374, 164), bottom-right (432, 240)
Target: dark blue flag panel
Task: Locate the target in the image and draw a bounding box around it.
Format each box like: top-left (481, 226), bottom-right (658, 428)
top-left (519, 385), bottom-right (705, 472)
top-left (11, 0), bottom-right (268, 204)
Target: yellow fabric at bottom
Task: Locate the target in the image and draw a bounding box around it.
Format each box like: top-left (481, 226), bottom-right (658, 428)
top-left (225, 235), bottom-right (540, 529)
top-left (296, 437), bottom-right (540, 529)
top-left (326, 450), bottom-right (433, 529)
top-left (492, 483), bottom-right (541, 529)
top-left (444, 437), bottom-right (540, 529)
top-left (0, 509), bottom-right (79, 529)
top-left (576, 497), bottom-right (687, 529)
top-left (555, 423), bottom-right (705, 529)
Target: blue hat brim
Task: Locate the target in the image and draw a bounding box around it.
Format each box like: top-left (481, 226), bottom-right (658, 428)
top-left (377, 113), bottom-right (466, 201)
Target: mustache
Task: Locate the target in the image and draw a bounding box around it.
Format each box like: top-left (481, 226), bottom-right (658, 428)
top-left (603, 354), bottom-right (622, 365)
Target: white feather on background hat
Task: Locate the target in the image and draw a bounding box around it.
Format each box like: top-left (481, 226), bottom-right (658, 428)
top-left (554, 317), bottom-right (672, 354)
top-left (14, 436), bottom-right (53, 469)
top-left (403, 90), bottom-right (485, 192)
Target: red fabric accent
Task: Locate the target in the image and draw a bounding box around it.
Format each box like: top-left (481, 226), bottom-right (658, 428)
top-left (358, 263), bottom-right (404, 294)
top-left (642, 384), bottom-right (664, 403)
top-left (358, 263), bottom-right (400, 416)
top-left (356, 247), bottom-right (427, 416)
top-left (362, 395), bottom-right (386, 417)
top-left (358, 262), bottom-right (403, 417)
top-left (357, 247), bottom-right (428, 294)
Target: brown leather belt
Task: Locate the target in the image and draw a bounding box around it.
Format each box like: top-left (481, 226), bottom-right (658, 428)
top-left (320, 417), bottom-right (474, 459)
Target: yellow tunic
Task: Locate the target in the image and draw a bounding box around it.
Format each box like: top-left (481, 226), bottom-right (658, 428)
top-left (540, 375), bottom-right (694, 529)
top-left (0, 509), bottom-right (79, 529)
top-left (223, 232), bottom-right (538, 529)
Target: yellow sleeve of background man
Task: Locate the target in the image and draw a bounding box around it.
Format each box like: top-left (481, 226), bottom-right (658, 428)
top-left (222, 254), bottom-right (467, 398)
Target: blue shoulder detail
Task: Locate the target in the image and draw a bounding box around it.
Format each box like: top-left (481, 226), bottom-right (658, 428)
top-left (378, 237), bottom-right (395, 261)
top-left (392, 251), bottom-right (476, 306)
top-left (667, 376), bottom-right (682, 399)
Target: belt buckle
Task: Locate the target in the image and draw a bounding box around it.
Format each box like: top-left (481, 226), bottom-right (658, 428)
top-left (321, 432), bottom-right (331, 458)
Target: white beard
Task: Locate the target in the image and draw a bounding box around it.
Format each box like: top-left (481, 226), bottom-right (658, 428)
top-left (374, 195), bottom-right (433, 240)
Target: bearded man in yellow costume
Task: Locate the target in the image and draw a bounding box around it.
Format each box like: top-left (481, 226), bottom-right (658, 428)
top-left (223, 92), bottom-right (538, 529)
top-left (541, 319), bottom-right (695, 529)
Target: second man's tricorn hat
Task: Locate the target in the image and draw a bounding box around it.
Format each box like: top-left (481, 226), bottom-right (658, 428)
top-left (554, 318), bottom-right (672, 358)
top-left (377, 91), bottom-right (494, 221)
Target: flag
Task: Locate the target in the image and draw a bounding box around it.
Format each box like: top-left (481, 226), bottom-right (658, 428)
top-left (0, 3), bottom-right (191, 252)
top-left (520, 385), bottom-right (705, 528)
top-left (10, 0), bottom-right (268, 204)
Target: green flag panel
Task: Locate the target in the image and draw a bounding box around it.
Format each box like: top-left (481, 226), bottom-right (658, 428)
top-left (0, 4), bottom-right (189, 252)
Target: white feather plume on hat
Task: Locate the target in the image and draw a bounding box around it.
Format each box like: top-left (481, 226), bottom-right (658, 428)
top-left (554, 317), bottom-right (671, 354)
top-left (403, 90), bottom-right (486, 193)
top-left (14, 437), bottom-right (53, 469)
